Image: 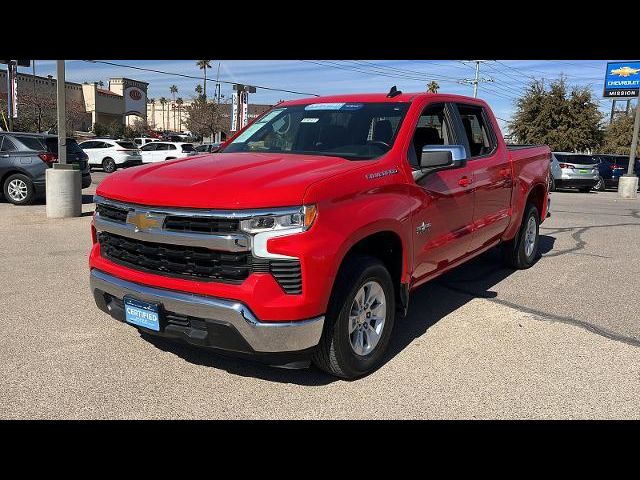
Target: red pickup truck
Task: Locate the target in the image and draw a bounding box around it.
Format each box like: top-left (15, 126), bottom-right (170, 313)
top-left (90, 91), bottom-right (550, 379)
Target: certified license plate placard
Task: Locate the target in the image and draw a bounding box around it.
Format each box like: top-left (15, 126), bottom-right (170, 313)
top-left (124, 296), bottom-right (160, 332)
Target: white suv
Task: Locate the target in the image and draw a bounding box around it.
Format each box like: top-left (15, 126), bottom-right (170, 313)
top-left (78, 139), bottom-right (142, 173)
top-left (139, 142), bottom-right (196, 163)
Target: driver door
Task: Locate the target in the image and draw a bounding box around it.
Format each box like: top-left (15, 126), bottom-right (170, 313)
top-left (409, 102), bottom-right (476, 283)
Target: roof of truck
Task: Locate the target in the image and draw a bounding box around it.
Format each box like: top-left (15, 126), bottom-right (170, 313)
top-left (280, 92), bottom-right (487, 106)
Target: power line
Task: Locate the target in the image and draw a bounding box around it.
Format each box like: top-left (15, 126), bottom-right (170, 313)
top-left (84, 60), bottom-right (320, 97)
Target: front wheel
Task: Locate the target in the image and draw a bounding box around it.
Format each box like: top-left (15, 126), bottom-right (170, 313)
top-left (594, 176), bottom-right (606, 191)
top-left (312, 255), bottom-right (395, 379)
top-left (502, 203), bottom-right (540, 269)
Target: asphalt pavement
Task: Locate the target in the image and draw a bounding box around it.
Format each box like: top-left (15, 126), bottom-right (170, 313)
top-left (0, 172), bottom-right (639, 419)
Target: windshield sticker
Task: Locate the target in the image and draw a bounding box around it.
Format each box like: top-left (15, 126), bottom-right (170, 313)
top-left (341, 103), bottom-right (364, 110)
top-left (301, 117), bottom-right (319, 123)
top-left (305, 103), bottom-right (345, 111)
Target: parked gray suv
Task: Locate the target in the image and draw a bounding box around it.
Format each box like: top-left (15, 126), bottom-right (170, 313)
top-left (0, 132), bottom-right (91, 205)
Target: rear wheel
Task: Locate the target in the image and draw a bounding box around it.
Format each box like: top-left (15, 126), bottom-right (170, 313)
top-left (594, 177), bottom-right (606, 191)
top-left (502, 203), bottom-right (540, 269)
top-left (102, 157), bottom-right (116, 173)
top-left (3, 173), bottom-right (35, 205)
top-left (312, 255), bottom-right (395, 379)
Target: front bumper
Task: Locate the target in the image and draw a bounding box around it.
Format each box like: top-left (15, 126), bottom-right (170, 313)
top-left (90, 268), bottom-right (324, 354)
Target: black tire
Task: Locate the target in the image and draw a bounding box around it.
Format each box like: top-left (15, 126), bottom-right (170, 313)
top-left (3, 173), bottom-right (35, 205)
top-left (502, 203), bottom-right (540, 269)
top-left (549, 175), bottom-right (556, 192)
top-left (312, 255), bottom-right (395, 379)
top-left (594, 176), bottom-right (606, 192)
top-left (102, 157), bottom-right (117, 173)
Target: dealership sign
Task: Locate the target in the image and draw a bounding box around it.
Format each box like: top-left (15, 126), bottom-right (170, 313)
top-left (603, 61), bottom-right (640, 98)
top-left (123, 86), bottom-right (146, 116)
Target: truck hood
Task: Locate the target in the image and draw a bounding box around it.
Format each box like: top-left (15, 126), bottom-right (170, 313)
top-left (96, 152), bottom-right (365, 209)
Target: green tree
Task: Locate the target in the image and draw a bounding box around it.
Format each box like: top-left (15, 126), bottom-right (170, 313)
top-left (427, 81), bottom-right (440, 93)
top-left (509, 77), bottom-right (603, 152)
top-left (602, 107), bottom-right (640, 155)
top-left (196, 60), bottom-right (212, 100)
top-left (183, 96), bottom-right (223, 139)
top-left (170, 85), bottom-right (178, 130)
top-left (159, 97), bottom-right (167, 131)
top-left (176, 97), bottom-right (184, 132)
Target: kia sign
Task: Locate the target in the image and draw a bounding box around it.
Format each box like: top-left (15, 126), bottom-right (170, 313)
top-left (124, 86), bottom-right (146, 115)
top-left (604, 61), bottom-right (640, 98)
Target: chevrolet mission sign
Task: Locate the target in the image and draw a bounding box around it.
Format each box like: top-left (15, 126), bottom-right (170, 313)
top-left (604, 61), bottom-right (640, 98)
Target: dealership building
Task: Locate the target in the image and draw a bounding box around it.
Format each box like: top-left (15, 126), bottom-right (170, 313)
top-left (0, 69), bottom-right (148, 132)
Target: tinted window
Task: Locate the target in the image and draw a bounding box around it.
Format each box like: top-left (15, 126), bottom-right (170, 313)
top-left (555, 154), bottom-right (597, 165)
top-left (141, 143), bottom-right (158, 151)
top-left (456, 104), bottom-right (496, 157)
top-left (14, 136), bottom-right (44, 151)
top-left (168, 144), bottom-right (177, 150)
top-left (181, 144), bottom-right (195, 152)
top-left (408, 103), bottom-right (453, 168)
top-left (223, 102), bottom-right (410, 160)
top-left (1, 137), bottom-right (18, 151)
top-left (44, 138), bottom-right (83, 155)
top-left (195, 144), bottom-right (208, 152)
top-left (134, 139), bottom-right (142, 145)
top-left (116, 141), bottom-right (136, 149)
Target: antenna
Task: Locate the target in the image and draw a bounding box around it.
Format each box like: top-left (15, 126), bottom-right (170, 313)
top-left (387, 86), bottom-right (402, 98)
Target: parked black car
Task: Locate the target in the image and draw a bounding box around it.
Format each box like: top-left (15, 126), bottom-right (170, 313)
top-left (0, 132), bottom-right (91, 205)
top-left (593, 154), bottom-right (639, 191)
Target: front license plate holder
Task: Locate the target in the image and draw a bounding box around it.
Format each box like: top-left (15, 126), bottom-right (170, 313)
top-left (124, 296), bottom-right (161, 332)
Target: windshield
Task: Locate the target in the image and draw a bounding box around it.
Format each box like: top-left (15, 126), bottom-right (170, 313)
top-left (221, 102), bottom-right (410, 160)
top-left (555, 154), bottom-right (597, 165)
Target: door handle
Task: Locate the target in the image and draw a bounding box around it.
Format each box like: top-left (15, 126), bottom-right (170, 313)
top-left (499, 168), bottom-right (511, 177)
top-left (458, 176), bottom-right (472, 187)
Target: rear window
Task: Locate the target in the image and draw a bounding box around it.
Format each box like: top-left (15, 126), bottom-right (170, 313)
top-left (116, 141), bottom-right (137, 149)
top-left (555, 154), bottom-right (597, 165)
top-left (181, 144), bottom-right (195, 152)
top-left (15, 136), bottom-right (45, 151)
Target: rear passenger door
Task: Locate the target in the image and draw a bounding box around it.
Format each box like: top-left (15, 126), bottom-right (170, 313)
top-left (453, 103), bottom-right (511, 253)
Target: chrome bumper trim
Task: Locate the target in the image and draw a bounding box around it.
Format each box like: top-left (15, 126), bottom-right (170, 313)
top-left (90, 269), bottom-right (324, 353)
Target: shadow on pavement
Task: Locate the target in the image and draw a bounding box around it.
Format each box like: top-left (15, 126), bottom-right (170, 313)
top-left (140, 236), bottom-right (556, 385)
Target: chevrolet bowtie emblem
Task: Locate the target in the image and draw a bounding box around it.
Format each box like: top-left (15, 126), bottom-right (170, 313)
top-left (611, 66), bottom-right (640, 78)
top-left (126, 211), bottom-right (165, 231)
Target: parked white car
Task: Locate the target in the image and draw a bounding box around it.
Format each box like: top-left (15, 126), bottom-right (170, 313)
top-left (139, 142), bottom-right (196, 163)
top-left (78, 139), bottom-right (142, 173)
top-left (132, 137), bottom-right (159, 147)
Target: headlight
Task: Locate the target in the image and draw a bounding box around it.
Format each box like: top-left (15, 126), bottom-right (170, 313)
top-left (240, 205), bottom-right (317, 234)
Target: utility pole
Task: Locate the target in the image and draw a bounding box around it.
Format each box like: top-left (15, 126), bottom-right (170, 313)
top-left (6, 60), bottom-right (16, 131)
top-left (619, 98), bottom-right (640, 199)
top-left (46, 60), bottom-right (81, 218)
top-left (459, 60), bottom-right (494, 98)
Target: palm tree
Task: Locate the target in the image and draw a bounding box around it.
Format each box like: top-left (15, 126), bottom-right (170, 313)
top-left (176, 98), bottom-right (184, 132)
top-left (195, 84), bottom-right (203, 99)
top-left (196, 60), bottom-right (212, 100)
top-left (427, 81), bottom-right (440, 93)
top-left (148, 98), bottom-right (156, 129)
top-left (170, 85), bottom-right (178, 130)
top-left (159, 97), bottom-right (167, 131)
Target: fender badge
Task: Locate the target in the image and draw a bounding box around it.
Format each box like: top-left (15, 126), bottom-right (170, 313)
top-left (366, 168), bottom-right (398, 180)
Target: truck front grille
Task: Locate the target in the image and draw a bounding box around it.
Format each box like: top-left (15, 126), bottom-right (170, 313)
top-left (164, 216), bottom-right (239, 234)
top-left (96, 203), bottom-right (129, 223)
top-left (98, 231), bottom-right (250, 282)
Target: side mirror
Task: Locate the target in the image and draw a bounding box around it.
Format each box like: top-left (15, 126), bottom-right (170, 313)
top-left (420, 145), bottom-right (467, 169)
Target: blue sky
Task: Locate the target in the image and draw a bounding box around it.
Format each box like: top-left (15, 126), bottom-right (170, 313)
top-left (18, 60), bottom-right (628, 134)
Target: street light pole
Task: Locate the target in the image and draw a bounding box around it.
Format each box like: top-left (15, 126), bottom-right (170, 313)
top-left (473, 60), bottom-right (480, 98)
top-left (618, 99), bottom-right (640, 199)
top-left (46, 60), bottom-right (81, 218)
top-left (56, 60), bottom-right (66, 165)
